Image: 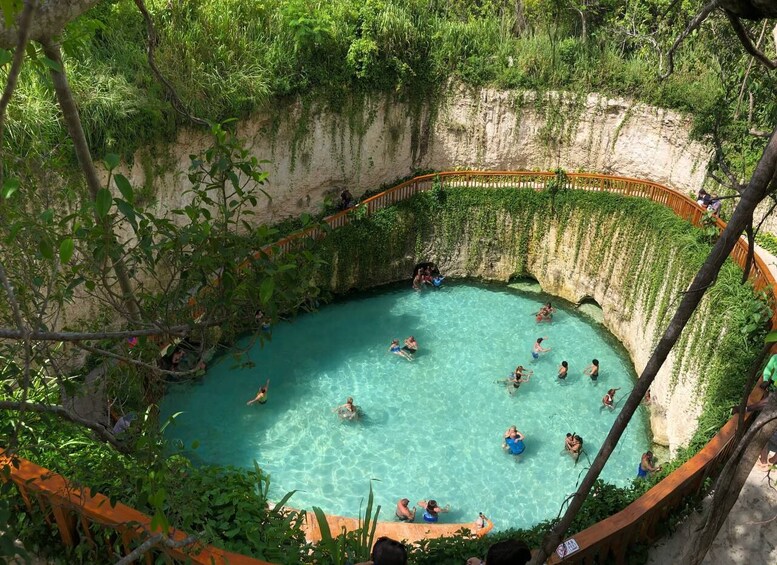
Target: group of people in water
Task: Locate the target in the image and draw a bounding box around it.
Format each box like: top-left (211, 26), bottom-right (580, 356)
top-left (412, 262), bottom-right (445, 290)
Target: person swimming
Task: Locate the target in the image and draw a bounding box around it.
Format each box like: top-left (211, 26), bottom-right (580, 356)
top-left (503, 428), bottom-right (526, 457)
top-left (395, 498), bottom-right (416, 522)
top-left (247, 379), bottom-right (270, 405)
top-left (564, 432), bottom-right (582, 461)
top-left (403, 336), bottom-right (418, 354)
top-left (535, 302), bottom-right (555, 322)
top-left (532, 337), bottom-right (550, 360)
top-left (602, 388), bottom-right (621, 409)
top-left (584, 359), bottom-right (600, 381)
top-left (389, 339), bottom-right (413, 361)
top-left (335, 396), bottom-right (360, 420)
top-left (432, 275), bottom-right (445, 287)
top-left (507, 366), bottom-right (532, 395)
top-left (557, 361), bottom-right (568, 380)
top-left (417, 499), bottom-right (449, 523)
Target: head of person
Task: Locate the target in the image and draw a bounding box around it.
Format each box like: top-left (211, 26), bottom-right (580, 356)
top-left (427, 500), bottom-right (438, 513)
top-left (399, 498), bottom-right (409, 508)
top-left (608, 388), bottom-right (616, 396)
top-left (645, 450), bottom-right (653, 460)
top-left (371, 536), bottom-right (407, 565)
top-left (536, 338), bottom-right (543, 344)
top-left (392, 339), bottom-right (399, 345)
top-left (409, 336), bottom-right (415, 342)
top-left (566, 432), bottom-right (572, 439)
top-left (346, 397), bottom-right (353, 405)
top-left (575, 435), bottom-right (583, 444)
top-left (516, 365), bottom-right (523, 372)
top-left (485, 538), bottom-right (532, 565)
top-left (592, 359), bottom-right (599, 366)
top-left (546, 302), bottom-right (552, 308)
top-left (562, 361), bottom-right (568, 368)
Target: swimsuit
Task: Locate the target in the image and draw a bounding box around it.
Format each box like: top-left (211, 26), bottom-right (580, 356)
top-left (423, 511), bottom-right (438, 523)
top-left (396, 512), bottom-right (411, 521)
top-left (390, 345), bottom-right (401, 353)
top-left (532, 351), bottom-right (540, 360)
top-left (637, 464), bottom-right (648, 478)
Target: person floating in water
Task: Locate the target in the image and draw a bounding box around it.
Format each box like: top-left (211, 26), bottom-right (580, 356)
top-left (584, 359), bottom-right (600, 381)
top-left (564, 433), bottom-right (583, 462)
top-left (417, 499), bottom-right (450, 523)
top-left (503, 427), bottom-right (526, 459)
top-left (535, 302), bottom-right (555, 322)
top-left (432, 274), bottom-right (445, 287)
top-left (507, 366), bottom-right (532, 395)
top-left (602, 388), bottom-right (621, 409)
top-left (557, 361), bottom-right (568, 380)
top-left (637, 451), bottom-right (661, 478)
top-left (247, 379), bottom-right (270, 405)
top-left (412, 270), bottom-right (423, 291)
top-left (395, 498), bottom-right (416, 522)
top-left (389, 339), bottom-right (413, 361)
top-left (403, 336), bottom-right (418, 354)
top-left (532, 337), bottom-right (550, 360)
top-left (335, 396), bottom-right (360, 420)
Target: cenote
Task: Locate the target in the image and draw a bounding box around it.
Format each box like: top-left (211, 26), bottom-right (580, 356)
top-left (161, 281), bottom-right (650, 529)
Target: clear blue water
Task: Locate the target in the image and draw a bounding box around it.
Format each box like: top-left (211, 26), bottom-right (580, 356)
top-left (161, 281), bottom-right (650, 529)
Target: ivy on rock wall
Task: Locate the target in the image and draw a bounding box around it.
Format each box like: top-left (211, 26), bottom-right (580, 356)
top-left (317, 188), bottom-right (768, 449)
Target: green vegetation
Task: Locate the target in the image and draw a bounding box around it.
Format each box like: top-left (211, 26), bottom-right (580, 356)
top-left (3, 0), bottom-right (775, 177)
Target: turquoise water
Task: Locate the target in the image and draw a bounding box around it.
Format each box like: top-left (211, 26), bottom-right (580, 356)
top-left (161, 281), bottom-right (650, 529)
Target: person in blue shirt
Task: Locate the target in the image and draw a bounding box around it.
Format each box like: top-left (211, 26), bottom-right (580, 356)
top-left (503, 427), bottom-right (526, 458)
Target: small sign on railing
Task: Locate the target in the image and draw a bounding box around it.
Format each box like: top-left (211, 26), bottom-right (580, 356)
top-left (555, 538), bottom-right (580, 559)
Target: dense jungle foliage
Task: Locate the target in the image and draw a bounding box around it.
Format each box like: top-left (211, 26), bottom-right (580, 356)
top-left (2, 0), bottom-right (775, 178)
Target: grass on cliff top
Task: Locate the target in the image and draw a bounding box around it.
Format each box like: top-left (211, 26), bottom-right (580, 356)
top-left (3, 0), bottom-right (754, 169)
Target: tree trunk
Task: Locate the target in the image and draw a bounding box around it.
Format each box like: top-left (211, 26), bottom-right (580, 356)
top-left (531, 128), bottom-right (777, 564)
top-left (40, 38), bottom-right (140, 321)
top-left (682, 396), bottom-right (777, 564)
top-left (512, 1), bottom-right (527, 36)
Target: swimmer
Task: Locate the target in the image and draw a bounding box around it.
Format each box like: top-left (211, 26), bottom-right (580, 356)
top-left (584, 359), bottom-right (600, 381)
top-left (503, 427), bottom-right (526, 459)
top-left (432, 275), bottom-right (445, 287)
top-left (417, 499), bottom-right (450, 523)
top-left (564, 432), bottom-right (582, 461)
top-left (531, 337), bottom-right (550, 360)
top-left (504, 425), bottom-right (517, 438)
top-left (535, 302), bottom-right (555, 322)
top-left (412, 271), bottom-right (423, 291)
top-left (507, 366), bottom-right (532, 395)
top-left (389, 339), bottom-right (413, 361)
top-left (472, 512), bottom-right (493, 538)
top-left (637, 451), bottom-right (661, 478)
top-left (395, 498), bottom-right (416, 522)
top-left (335, 396), bottom-right (360, 420)
top-left (246, 379), bottom-right (270, 405)
top-left (557, 361), bottom-right (568, 380)
top-left (602, 388), bottom-right (621, 409)
top-left (403, 336), bottom-right (418, 354)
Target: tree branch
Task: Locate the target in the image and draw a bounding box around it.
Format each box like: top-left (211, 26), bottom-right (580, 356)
top-left (114, 533), bottom-right (197, 565)
top-left (74, 342), bottom-right (204, 378)
top-left (0, 318), bottom-right (224, 341)
top-left (132, 0), bottom-right (208, 127)
top-left (726, 12), bottom-right (777, 71)
top-left (0, 400), bottom-right (128, 452)
top-left (0, 0), bottom-right (35, 186)
top-left (660, 0), bottom-right (724, 79)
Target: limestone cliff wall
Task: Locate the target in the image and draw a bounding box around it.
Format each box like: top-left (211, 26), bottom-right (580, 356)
top-left (118, 86), bottom-right (711, 225)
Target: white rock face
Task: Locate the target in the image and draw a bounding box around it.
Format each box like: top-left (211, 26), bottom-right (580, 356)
top-left (116, 86), bottom-right (711, 224)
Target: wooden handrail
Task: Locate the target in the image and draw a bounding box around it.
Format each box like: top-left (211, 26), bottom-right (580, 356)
top-left (2, 171), bottom-right (773, 563)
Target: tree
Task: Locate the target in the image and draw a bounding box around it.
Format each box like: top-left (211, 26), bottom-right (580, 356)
top-left (531, 4), bottom-right (777, 563)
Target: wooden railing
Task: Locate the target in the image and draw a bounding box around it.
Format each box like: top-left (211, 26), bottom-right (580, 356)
top-left (2, 172), bottom-right (773, 564)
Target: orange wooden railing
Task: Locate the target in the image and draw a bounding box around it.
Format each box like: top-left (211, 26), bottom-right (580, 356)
top-left (0, 449), bottom-right (272, 564)
top-left (2, 172), bottom-right (773, 564)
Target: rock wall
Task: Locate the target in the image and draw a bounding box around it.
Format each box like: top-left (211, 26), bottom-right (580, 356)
top-left (118, 85), bottom-right (711, 225)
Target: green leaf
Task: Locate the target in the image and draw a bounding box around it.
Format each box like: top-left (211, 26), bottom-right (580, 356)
top-left (0, 48), bottom-right (11, 68)
top-left (40, 56), bottom-right (62, 73)
top-left (1, 177), bottom-right (19, 199)
top-left (114, 174), bottom-right (134, 203)
top-left (103, 153), bottom-right (120, 171)
top-left (0, 1), bottom-right (20, 28)
top-left (38, 239), bottom-right (53, 260)
top-left (94, 188), bottom-right (112, 218)
top-left (260, 278), bottom-right (274, 304)
top-left (59, 238), bottom-right (74, 263)
top-left (764, 330), bottom-right (777, 344)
